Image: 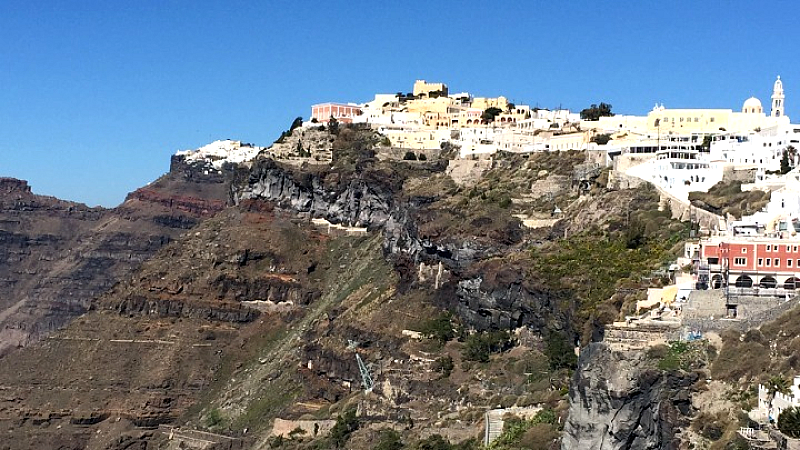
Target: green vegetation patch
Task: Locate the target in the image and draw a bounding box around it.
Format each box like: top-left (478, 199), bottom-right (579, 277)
top-left (488, 409), bottom-right (560, 450)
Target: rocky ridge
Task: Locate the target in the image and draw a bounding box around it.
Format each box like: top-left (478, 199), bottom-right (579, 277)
top-left (0, 156), bottom-right (233, 356)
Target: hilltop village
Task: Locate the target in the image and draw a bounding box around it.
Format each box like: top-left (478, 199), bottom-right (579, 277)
top-left (173, 77), bottom-right (800, 446)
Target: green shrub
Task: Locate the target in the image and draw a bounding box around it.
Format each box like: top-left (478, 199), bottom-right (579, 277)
top-left (545, 331), bottom-right (577, 371)
top-left (779, 406), bottom-right (800, 438)
top-left (432, 356), bottom-right (454, 377)
top-left (329, 408), bottom-right (359, 448)
top-left (403, 151), bottom-right (418, 161)
top-left (375, 429), bottom-right (404, 450)
top-left (206, 408), bottom-right (224, 428)
top-left (414, 434), bottom-right (451, 450)
top-left (418, 313), bottom-right (455, 344)
top-left (463, 331), bottom-right (512, 363)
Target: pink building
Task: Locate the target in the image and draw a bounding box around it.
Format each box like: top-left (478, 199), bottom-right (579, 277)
top-left (311, 103), bottom-right (362, 123)
top-left (700, 237), bottom-right (800, 290)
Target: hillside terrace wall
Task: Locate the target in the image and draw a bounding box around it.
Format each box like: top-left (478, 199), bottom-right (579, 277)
top-left (682, 293), bottom-right (800, 332)
top-left (604, 323), bottom-right (682, 349)
top-left (270, 418), bottom-right (336, 439)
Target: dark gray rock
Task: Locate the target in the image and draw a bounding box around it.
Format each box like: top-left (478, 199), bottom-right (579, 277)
top-left (562, 342), bottom-right (696, 450)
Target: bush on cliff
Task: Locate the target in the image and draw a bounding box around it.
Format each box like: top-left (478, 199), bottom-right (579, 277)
top-left (462, 331), bottom-right (513, 363)
top-left (329, 408), bottom-right (359, 448)
top-left (418, 312), bottom-right (455, 345)
top-left (544, 331), bottom-right (577, 371)
top-left (779, 406), bottom-right (800, 438)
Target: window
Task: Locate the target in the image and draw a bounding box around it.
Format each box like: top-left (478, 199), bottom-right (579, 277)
top-left (790, 260), bottom-right (794, 268)
top-left (767, 245), bottom-right (772, 251)
top-left (767, 259), bottom-right (772, 266)
top-left (788, 245), bottom-right (793, 252)
top-left (734, 257), bottom-right (747, 266)
top-left (742, 248), bottom-right (748, 254)
top-left (759, 258), bottom-right (764, 266)
top-left (708, 257), bottom-right (719, 264)
top-left (775, 258), bottom-right (780, 267)
top-left (794, 246), bottom-right (798, 252)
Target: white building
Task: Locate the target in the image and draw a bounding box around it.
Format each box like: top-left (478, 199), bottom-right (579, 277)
top-left (758, 375), bottom-right (800, 422)
top-left (710, 123), bottom-right (800, 171)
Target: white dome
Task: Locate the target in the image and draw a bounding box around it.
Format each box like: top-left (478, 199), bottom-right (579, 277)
top-left (742, 97), bottom-right (763, 113)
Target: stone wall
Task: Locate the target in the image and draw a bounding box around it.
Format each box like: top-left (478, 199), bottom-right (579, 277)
top-left (682, 294), bottom-right (800, 332)
top-left (605, 325), bottom-right (682, 350)
top-left (683, 290), bottom-right (728, 320)
top-left (656, 186), bottom-right (724, 231)
top-left (270, 418), bottom-right (336, 439)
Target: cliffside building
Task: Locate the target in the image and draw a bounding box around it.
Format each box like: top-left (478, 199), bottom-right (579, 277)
top-left (699, 234), bottom-right (800, 292)
top-left (758, 375), bottom-right (800, 422)
top-left (413, 79), bottom-right (448, 98)
top-left (311, 103), bottom-right (363, 123)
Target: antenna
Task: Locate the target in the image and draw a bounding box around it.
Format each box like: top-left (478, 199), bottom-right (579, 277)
top-left (347, 339), bottom-right (374, 393)
top-left (355, 353), bottom-right (374, 393)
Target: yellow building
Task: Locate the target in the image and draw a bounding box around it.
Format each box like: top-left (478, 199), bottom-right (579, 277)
top-left (406, 97), bottom-right (452, 114)
top-left (382, 127), bottom-right (450, 149)
top-left (413, 80), bottom-right (448, 98)
top-left (646, 101), bottom-right (786, 135)
top-left (583, 77), bottom-right (788, 136)
top-left (494, 105), bottom-right (531, 126)
top-left (547, 132), bottom-right (591, 151)
top-left (472, 96), bottom-right (509, 112)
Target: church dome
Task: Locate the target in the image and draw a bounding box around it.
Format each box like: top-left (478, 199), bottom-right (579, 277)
top-left (742, 96), bottom-right (763, 114)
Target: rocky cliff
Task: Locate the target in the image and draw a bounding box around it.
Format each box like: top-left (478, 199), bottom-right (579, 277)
top-left (234, 158), bottom-right (564, 332)
top-left (561, 343), bottom-right (696, 450)
top-left (0, 155), bottom-right (233, 356)
top-left (0, 135), bottom-right (700, 449)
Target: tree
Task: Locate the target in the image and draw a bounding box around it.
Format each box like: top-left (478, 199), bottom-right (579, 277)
top-left (481, 107), bottom-right (503, 123)
top-left (403, 151), bottom-right (418, 161)
top-left (418, 153), bottom-right (427, 161)
top-left (329, 408), bottom-right (359, 448)
top-left (289, 116), bottom-right (303, 132)
top-left (782, 149), bottom-right (793, 174)
top-left (590, 133), bottom-right (612, 145)
top-left (580, 102), bottom-right (614, 121)
top-left (462, 331), bottom-right (512, 363)
top-left (778, 406), bottom-right (800, 438)
top-left (375, 429), bottom-right (404, 450)
top-left (767, 374), bottom-right (791, 420)
top-left (545, 330), bottom-right (577, 370)
top-left (328, 116), bottom-right (340, 135)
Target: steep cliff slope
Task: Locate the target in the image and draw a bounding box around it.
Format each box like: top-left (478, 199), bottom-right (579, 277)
top-left (0, 128), bottom-right (693, 449)
top-left (0, 156), bottom-right (231, 356)
top-left (561, 343), bottom-right (697, 450)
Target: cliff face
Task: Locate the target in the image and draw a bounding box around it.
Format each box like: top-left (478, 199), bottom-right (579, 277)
top-left (0, 157), bottom-right (233, 356)
top-left (561, 343), bottom-right (696, 450)
top-left (235, 159), bottom-right (418, 257)
top-left (235, 159), bottom-right (568, 332)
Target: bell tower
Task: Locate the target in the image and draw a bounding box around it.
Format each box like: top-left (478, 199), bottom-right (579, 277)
top-left (772, 76), bottom-right (785, 117)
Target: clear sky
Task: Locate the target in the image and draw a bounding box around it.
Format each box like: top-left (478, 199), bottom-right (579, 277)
top-left (2, 1), bottom-right (800, 206)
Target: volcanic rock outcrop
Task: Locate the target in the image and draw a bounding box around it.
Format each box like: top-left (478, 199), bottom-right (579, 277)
top-left (561, 342), bottom-right (696, 450)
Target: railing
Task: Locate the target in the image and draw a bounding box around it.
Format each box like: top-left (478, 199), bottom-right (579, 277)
top-left (726, 286), bottom-right (797, 298)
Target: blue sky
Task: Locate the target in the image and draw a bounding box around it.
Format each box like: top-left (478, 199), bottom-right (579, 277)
top-left (2, 1), bottom-right (800, 206)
